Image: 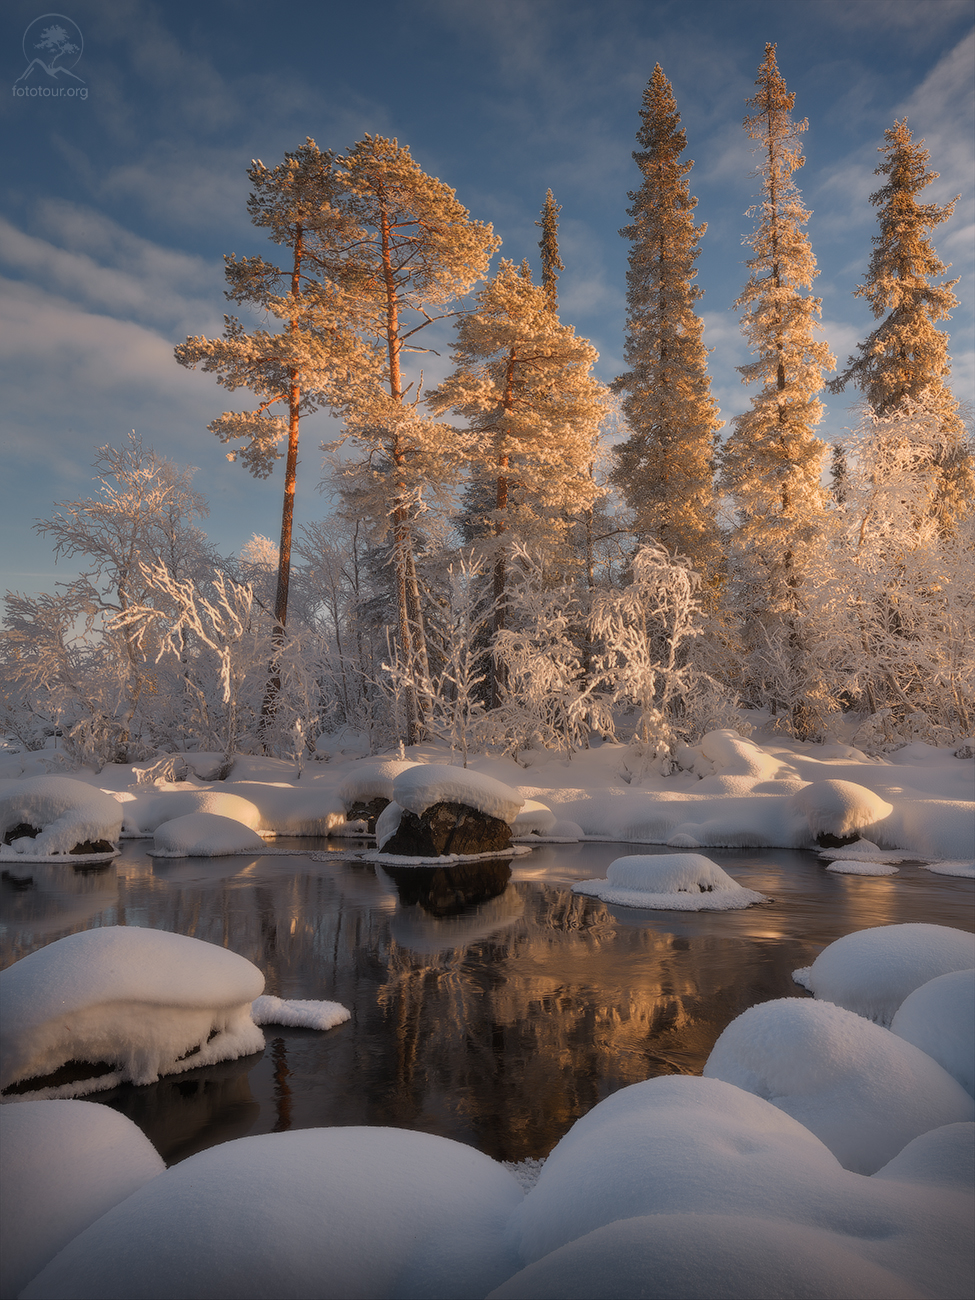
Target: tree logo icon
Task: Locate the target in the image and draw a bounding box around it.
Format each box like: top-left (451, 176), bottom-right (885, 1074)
top-left (14, 14), bottom-right (87, 98)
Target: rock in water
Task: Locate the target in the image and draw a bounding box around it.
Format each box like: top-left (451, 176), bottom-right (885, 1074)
top-left (380, 801), bottom-right (512, 857)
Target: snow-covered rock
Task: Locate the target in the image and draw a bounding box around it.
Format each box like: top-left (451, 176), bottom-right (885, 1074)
top-left (0, 1100), bottom-right (164, 1300)
top-left (703, 997), bottom-right (974, 1173)
top-left (511, 799), bottom-right (557, 836)
top-left (890, 970), bottom-right (975, 1096)
top-left (0, 777), bottom-right (121, 858)
top-left (787, 779), bottom-right (893, 843)
top-left (20, 1127), bottom-right (524, 1300)
top-left (375, 799), bottom-right (404, 850)
top-left (792, 923), bottom-right (975, 1025)
top-left (0, 927), bottom-right (265, 1099)
top-left (392, 763), bottom-right (524, 824)
top-left (151, 812), bottom-right (266, 857)
top-left (335, 759), bottom-right (417, 805)
top-left (572, 852), bottom-right (767, 911)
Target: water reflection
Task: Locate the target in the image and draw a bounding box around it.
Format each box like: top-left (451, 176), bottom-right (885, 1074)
top-left (1, 841), bottom-right (971, 1167)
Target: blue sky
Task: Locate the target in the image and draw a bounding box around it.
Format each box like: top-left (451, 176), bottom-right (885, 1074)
top-left (2, 0), bottom-right (972, 598)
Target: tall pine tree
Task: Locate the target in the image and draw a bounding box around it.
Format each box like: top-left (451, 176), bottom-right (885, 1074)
top-left (720, 44), bottom-right (834, 736)
top-left (612, 64), bottom-right (722, 584)
top-left (536, 189), bottom-right (565, 310)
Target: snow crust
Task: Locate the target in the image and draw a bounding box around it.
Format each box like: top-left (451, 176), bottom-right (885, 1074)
top-left (0, 927), bottom-right (265, 1098)
top-left (250, 995), bottom-right (350, 1031)
top-left (703, 997), bottom-right (974, 1173)
top-left (392, 763), bottom-right (524, 823)
top-left (0, 1100), bottom-right (164, 1300)
top-left (792, 923), bottom-right (975, 1025)
top-left (151, 812), bottom-right (266, 857)
top-left (0, 777), bottom-right (121, 857)
top-left (21, 1127), bottom-right (524, 1300)
top-left (890, 969), bottom-right (975, 1096)
top-left (573, 852), bottom-right (767, 911)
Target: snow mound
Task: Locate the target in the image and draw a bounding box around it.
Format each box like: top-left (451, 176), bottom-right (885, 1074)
top-left (222, 782), bottom-right (348, 835)
top-left (375, 800), bottom-right (403, 849)
top-left (826, 859), bottom-right (898, 875)
top-left (572, 853), bottom-right (767, 911)
top-left (393, 763), bottom-right (524, 823)
top-left (703, 997), bottom-right (974, 1173)
top-left (0, 927), bottom-right (265, 1099)
top-left (788, 779), bottom-right (892, 840)
top-left (0, 777), bottom-right (122, 857)
top-left (924, 859), bottom-right (975, 878)
top-left (491, 1213), bottom-right (921, 1300)
top-left (335, 759), bottom-right (417, 805)
top-left (883, 798), bottom-right (975, 860)
top-left (890, 970), bottom-right (975, 1096)
top-left (0, 1100), bottom-right (164, 1300)
top-left (685, 729), bottom-right (792, 781)
top-left (21, 1127), bottom-right (524, 1300)
top-left (792, 923), bottom-right (975, 1025)
top-left (129, 789), bottom-right (262, 835)
top-left (250, 995), bottom-right (350, 1031)
top-left (151, 813), bottom-right (266, 857)
top-left (548, 818), bottom-right (583, 840)
top-left (511, 799), bottom-right (557, 836)
top-left (873, 1121), bottom-right (975, 1191)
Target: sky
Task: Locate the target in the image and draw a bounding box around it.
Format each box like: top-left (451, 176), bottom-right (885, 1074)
top-left (1, 0), bottom-right (972, 600)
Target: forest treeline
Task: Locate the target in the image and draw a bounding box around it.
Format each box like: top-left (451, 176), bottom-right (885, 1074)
top-left (3, 45), bottom-right (972, 769)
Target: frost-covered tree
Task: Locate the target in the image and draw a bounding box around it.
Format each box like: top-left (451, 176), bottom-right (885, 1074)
top-left (612, 64), bottom-right (722, 584)
top-left (324, 135), bottom-right (500, 744)
top-left (536, 189), bottom-right (564, 310)
top-left (720, 44), bottom-right (834, 735)
top-left (429, 259), bottom-right (607, 702)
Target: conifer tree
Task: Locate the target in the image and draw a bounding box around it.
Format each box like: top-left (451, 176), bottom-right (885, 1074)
top-left (612, 64), bottom-right (722, 584)
top-left (536, 189), bottom-right (564, 310)
top-left (429, 260), bottom-right (607, 705)
top-left (720, 44), bottom-right (834, 736)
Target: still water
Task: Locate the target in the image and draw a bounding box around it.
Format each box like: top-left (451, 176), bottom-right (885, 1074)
top-left (2, 840), bottom-right (972, 1166)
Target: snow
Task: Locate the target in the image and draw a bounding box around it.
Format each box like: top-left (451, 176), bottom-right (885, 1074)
top-left (20, 1127), bottom-right (524, 1300)
top-left (392, 763), bottom-right (524, 823)
top-left (123, 788), bottom-right (263, 836)
top-left (703, 996), bottom-right (974, 1173)
top-left (223, 780), bottom-right (348, 836)
top-left (375, 799), bottom-right (404, 849)
top-left (0, 926), bottom-right (265, 1099)
top-left (250, 994), bottom-right (350, 1031)
top-left (0, 1100), bottom-right (164, 1300)
top-left (890, 969), bottom-right (975, 1096)
top-left (791, 922), bottom-right (975, 1025)
top-left (827, 859), bottom-right (898, 875)
top-left (786, 778), bottom-right (893, 839)
top-left (151, 812), bottom-right (266, 857)
top-left (572, 852), bottom-right (767, 910)
top-left (511, 798), bottom-right (557, 836)
top-left (0, 777), bottom-right (121, 858)
top-left (335, 758), bottom-right (417, 805)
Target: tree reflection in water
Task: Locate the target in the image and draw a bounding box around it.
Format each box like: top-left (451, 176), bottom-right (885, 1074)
top-left (1, 842), bottom-right (971, 1165)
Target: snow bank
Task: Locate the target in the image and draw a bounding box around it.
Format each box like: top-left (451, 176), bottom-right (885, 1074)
top-left (335, 759), bottom-right (416, 805)
top-left (151, 813), bottom-right (266, 857)
top-left (126, 789), bottom-right (262, 836)
top-left (573, 853), bottom-right (767, 911)
top-left (223, 781), bottom-right (347, 836)
top-left (0, 1100), bottom-right (164, 1300)
top-left (0, 927), bottom-right (265, 1099)
top-left (0, 777), bottom-right (121, 857)
top-left (21, 1127), bottom-right (524, 1300)
top-left (250, 995), bottom-right (350, 1031)
top-left (792, 923), bottom-right (975, 1025)
top-left (880, 797), bottom-right (975, 860)
top-left (891, 970), bottom-right (975, 1096)
top-left (393, 763), bottom-right (524, 823)
top-left (787, 779), bottom-right (892, 840)
top-left (703, 997), bottom-right (974, 1173)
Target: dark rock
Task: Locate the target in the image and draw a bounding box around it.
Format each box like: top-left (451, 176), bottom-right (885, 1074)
top-left (383, 859), bottom-right (513, 915)
top-left (816, 831), bottom-right (862, 849)
top-left (346, 796), bottom-right (390, 834)
top-left (68, 839), bottom-right (116, 856)
top-left (3, 822), bottom-right (41, 845)
top-left (381, 801), bottom-right (512, 858)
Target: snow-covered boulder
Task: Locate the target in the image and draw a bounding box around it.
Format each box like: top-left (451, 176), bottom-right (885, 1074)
top-left (0, 777), bottom-right (122, 858)
top-left (0, 927), bottom-right (265, 1100)
top-left (151, 813), bottom-right (266, 858)
top-left (335, 758), bottom-right (416, 815)
top-left (0, 1100), bottom-right (164, 1300)
top-left (511, 799), bottom-right (557, 837)
top-left (572, 853), bottom-right (767, 911)
top-left (787, 779), bottom-right (893, 846)
top-left (703, 997), bottom-right (974, 1173)
top-left (20, 1127), bottom-right (524, 1300)
top-left (792, 923), bottom-right (975, 1025)
top-left (891, 970), bottom-right (975, 1096)
top-left (129, 789), bottom-right (262, 836)
top-left (392, 763), bottom-right (524, 823)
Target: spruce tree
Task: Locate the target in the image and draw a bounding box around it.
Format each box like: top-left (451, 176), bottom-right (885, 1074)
top-left (536, 189), bottom-right (564, 310)
top-left (720, 44), bottom-right (834, 736)
top-left (612, 64), bottom-right (722, 584)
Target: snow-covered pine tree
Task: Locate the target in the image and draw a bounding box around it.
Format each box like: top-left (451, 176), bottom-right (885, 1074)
top-left (611, 64), bottom-right (723, 586)
top-left (828, 120), bottom-right (971, 529)
top-left (720, 44), bottom-right (835, 737)
top-left (428, 259), bottom-right (608, 704)
top-left (536, 189), bottom-right (564, 310)
top-left (324, 136), bottom-right (500, 744)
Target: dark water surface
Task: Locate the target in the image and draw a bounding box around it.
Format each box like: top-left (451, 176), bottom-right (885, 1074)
top-left (2, 840), bottom-right (972, 1166)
